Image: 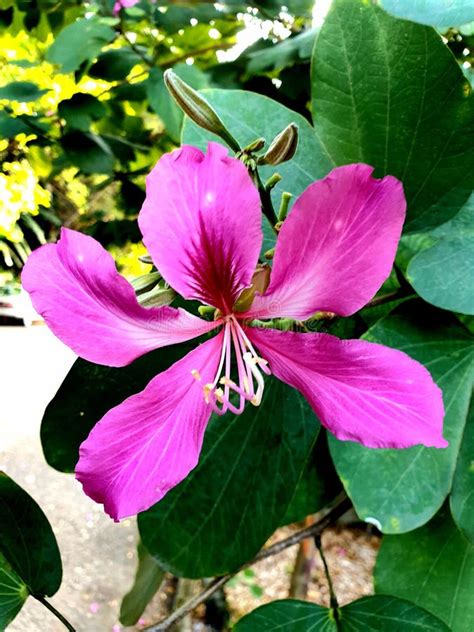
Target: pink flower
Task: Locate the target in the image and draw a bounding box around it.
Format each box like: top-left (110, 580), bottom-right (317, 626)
top-left (113, 0), bottom-right (140, 15)
top-left (22, 142), bottom-right (447, 521)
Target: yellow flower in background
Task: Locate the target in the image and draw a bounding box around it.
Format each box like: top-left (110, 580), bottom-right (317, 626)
top-left (108, 241), bottom-right (149, 279)
top-left (0, 31), bottom-right (112, 116)
top-left (0, 160), bottom-right (51, 242)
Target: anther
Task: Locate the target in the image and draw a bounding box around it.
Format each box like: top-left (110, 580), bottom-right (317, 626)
top-left (191, 369), bottom-right (201, 381)
top-left (203, 383), bottom-right (213, 404)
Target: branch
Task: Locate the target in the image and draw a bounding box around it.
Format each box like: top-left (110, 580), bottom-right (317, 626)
top-left (160, 40), bottom-right (236, 69)
top-left (145, 495), bottom-right (351, 632)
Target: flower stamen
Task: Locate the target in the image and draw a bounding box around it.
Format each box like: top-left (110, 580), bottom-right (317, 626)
top-left (192, 316), bottom-right (271, 415)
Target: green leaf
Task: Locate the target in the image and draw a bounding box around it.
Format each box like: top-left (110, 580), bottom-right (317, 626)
top-left (246, 28), bottom-right (317, 73)
top-left (0, 472), bottom-right (62, 596)
top-left (58, 93), bottom-right (106, 132)
top-left (0, 111), bottom-right (50, 138)
top-left (147, 63), bottom-right (210, 142)
top-left (311, 0), bottom-right (474, 232)
top-left (407, 194), bottom-right (474, 315)
top-left (182, 88), bottom-right (333, 255)
top-left (450, 400), bottom-right (474, 543)
top-left (112, 80), bottom-right (147, 102)
top-left (375, 508), bottom-right (474, 631)
top-left (119, 541), bottom-right (165, 626)
top-left (0, 81), bottom-right (48, 102)
top-left (138, 378), bottom-right (319, 578)
top-left (46, 17), bottom-right (115, 73)
top-left (41, 341), bottom-right (199, 473)
top-left (89, 48), bottom-right (143, 81)
top-left (379, 0), bottom-right (474, 28)
top-left (0, 553), bottom-right (28, 630)
top-left (280, 431), bottom-right (342, 526)
top-left (234, 595), bottom-right (450, 631)
top-left (329, 303), bottom-right (474, 533)
top-left (61, 131), bottom-right (114, 174)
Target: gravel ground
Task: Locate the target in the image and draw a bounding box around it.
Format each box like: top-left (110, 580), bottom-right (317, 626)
top-left (1, 325), bottom-right (379, 632)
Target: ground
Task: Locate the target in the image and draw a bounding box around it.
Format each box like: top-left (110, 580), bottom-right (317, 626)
top-left (0, 325), bottom-right (378, 632)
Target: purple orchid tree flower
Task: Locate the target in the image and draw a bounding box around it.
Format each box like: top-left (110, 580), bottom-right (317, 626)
top-left (22, 142), bottom-right (447, 521)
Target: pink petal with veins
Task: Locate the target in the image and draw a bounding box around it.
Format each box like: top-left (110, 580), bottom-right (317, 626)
top-left (247, 164), bottom-right (406, 320)
top-left (139, 143), bottom-right (262, 313)
top-left (248, 327), bottom-right (447, 449)
top-left (22, 228), bottom-right (215, 367)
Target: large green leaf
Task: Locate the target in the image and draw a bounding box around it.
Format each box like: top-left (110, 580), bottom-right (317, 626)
top-left (0, 553), bottom-right (28, 630)
top-left (379, 0), bottom-right (474, 28)
top-left (46, 17), bottom-right (115, 72)
top-left (61, 131), bottom-right (114, 174)
top-left (119, 541), bottom-right (165, 627)
top-left (280, 431), bottom-right (342, 526)
top-left (0, 473), bottom-right (62, 597)
top-left (311, 0), bottom-right (474, 232)
top-left (375, 508), bottom-right (474, 631)
top-left (89, 48), bottom-right (143, 82)
top-left (58, 93), bottom-right (106, 132)
top-left (41, 340), bottom-right (200, 473)
top-left (329, 304), bottom-right (474, 533)
top-left (407, 194), bottom-right (474, 315)
top-left (450, 400), bottom-right (474, 543)
top-left (234, 595), bottom-right (450, 631)
top-left (138, 378), bottom-right (319, 578)
top-left (0, 81), bottom-right (48, 102)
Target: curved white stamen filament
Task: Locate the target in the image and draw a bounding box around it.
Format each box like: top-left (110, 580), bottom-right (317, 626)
top-left (192, 316), bottom-right (270, 416)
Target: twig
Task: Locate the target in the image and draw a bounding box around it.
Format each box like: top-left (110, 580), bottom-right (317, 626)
top-left (314, 534), bottom-right (339, 613)
top-left (161, 40), bottom-right (236, 69)
top-left (365, 290), bottom-right (409, 308)
top-left (34, 595), bottom-right (76, 631)
top-left (145, 495), bottom-right (351, 631)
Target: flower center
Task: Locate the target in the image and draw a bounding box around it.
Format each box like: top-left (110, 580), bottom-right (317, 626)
top-left (192, 315), bottom-right (271, 416)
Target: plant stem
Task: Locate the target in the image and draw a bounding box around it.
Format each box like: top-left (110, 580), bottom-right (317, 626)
top-left (34, 595), bottom-right (76, 632)
top-left (365, 290), bottom-right (410, 308)
top-left (314, 534), bottom-right (339, 613)
top-left (252, 167), bottom-right (278, 227)
top-left (144, 495), bottom-right (351, 632)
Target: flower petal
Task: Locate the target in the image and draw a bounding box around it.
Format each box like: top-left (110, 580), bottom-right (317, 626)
top-left (22, 228), bottom-right (216, 367)
top-left (247, 327), bottom-right (447, 449)
top-left (139, 142), bottom-right (262, 313)
top-left (75, 332), bottom-right (223, 520)
top-left (247, 164), bottom-right (406, 320)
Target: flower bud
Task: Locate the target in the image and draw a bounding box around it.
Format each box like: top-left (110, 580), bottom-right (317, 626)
top-left (243, 137), bottom-right (265, 153)
top-left (164, 70), bottom-right (240, 152)
top-left (131, 271), bottom-right (161, 295)
top-left (261, 123), bottom-right (298, 166)
top-left (137, 286), bottom-right (176, 307)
